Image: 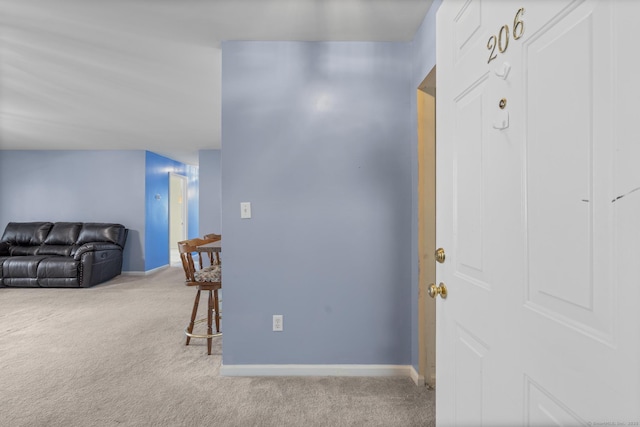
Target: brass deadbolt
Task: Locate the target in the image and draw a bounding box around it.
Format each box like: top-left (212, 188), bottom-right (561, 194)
top-left (435, 248), bottom-right (446, 264)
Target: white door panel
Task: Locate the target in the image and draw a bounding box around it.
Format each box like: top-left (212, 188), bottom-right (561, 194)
top-left (453, 326), bottom-right (488, 425)
top-left (454, 78), bottom-right (488, 282)
top-left (436, 0), bottom-right (640, 425)
top-left (522, 1), bottom-right (614, 343)
top-left (437, 1), bottom-right (514, 424)
top-left (525, 376), bottom-right (585, 426)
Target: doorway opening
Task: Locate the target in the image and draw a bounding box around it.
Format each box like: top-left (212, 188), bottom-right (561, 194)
top-left (169, 173), bottom-right (188, 266)
top-left (417, 66), bottom-right (436, 388)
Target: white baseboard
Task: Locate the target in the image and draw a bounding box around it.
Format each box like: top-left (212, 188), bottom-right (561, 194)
top-left (428, 373), bottom-right (436, 388)
top-left (122, 265), bottom-right (169, 276)
top-left (220, 364), bottom-right (415, 379)
top-left (409, 365), bottom-right (425, 386)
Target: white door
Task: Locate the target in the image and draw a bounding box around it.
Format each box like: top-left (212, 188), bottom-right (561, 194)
top-left (436, 0), bottom-right (640, 425)
top-left (169, 173), bottom-right (188, 263)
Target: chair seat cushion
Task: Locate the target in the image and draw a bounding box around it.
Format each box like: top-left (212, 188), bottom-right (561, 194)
top-left (194, 264), bottom-right (221, 282)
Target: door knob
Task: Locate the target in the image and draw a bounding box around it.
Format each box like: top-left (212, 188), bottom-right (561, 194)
top-left (435, 248), bottom-right (446, 263)
top-left (428, 282), bottom-right (448, 299)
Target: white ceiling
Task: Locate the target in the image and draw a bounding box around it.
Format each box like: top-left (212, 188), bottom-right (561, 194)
top-left (0, 0), bottom-right (434, 165)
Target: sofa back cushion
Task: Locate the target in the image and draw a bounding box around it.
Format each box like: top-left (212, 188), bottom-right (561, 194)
top-left (10, 246), bottom-right (40, 256)
top-left (38, 245), bottom-right (76, 256)
top-left (77, 223), bottom-right (126, 247)
top-left (1, 222), bottom-right (53, 246)
top-left (44, 222), bottom-right (83, 245)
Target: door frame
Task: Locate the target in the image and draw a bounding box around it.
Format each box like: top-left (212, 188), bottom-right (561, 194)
top-left (417, 66), bottom-right (437, 388)
top-left (169, 173), bottom-right (188, 260)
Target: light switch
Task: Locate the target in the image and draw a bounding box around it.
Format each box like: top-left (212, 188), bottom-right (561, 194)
top-left (240, 202), bottom-right (251, 219)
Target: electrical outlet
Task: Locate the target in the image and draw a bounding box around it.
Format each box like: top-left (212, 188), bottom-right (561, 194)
top-left (272, 315), bottom-right (283, 332)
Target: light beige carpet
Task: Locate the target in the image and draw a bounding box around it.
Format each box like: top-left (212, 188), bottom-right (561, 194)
top-left (0, 267), bottom-right (435, 427)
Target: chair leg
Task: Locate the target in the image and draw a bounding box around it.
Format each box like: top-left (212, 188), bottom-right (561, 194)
top-left (207, 290), bottom-right (213, 355)
top-left (186, 289), bottom-right (201, 346)
top-left (214, 289), bottom-right (221, 333)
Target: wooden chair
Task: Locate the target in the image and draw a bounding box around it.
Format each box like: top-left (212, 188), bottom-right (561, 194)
top-left (178, 238), bottom-right (221, 355)
top-left (187, 234), bottom-right (219, 269)
top-left (202, 233), bottom-right (221, 266)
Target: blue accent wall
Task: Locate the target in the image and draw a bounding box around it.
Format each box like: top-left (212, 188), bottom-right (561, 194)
top-left (221, 41), bottom-right (412, 365)
top-left (144, 151), bottom-right (199, 271)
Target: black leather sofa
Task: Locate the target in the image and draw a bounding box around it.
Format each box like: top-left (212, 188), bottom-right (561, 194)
top-left (0, 222), bottom-right (128, 288)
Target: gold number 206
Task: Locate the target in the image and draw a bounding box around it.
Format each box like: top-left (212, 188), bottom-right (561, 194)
top-left (487, 8), bottom-right (525, 64)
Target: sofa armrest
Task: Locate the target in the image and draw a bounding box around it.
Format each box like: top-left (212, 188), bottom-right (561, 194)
top-left (75, 242), bottom-right (125, 287)
top-left (73, 242), bottom-right (123, 260)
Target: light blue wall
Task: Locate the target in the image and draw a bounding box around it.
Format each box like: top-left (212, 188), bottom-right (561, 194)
top-left (144, 151), bottom-right (199, 271)
top-left (0, 150), bottom-right (146, 271)
top-left (221, 41), bottom-right (412, 365)
top-left (409, 0), bottom-right (443, 373)
top-left (198, 149), bottom-right (222, 235)
top-left (0, 150), bottom-right (198, 273)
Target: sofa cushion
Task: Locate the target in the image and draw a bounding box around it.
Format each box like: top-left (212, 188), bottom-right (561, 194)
top-left (44, 222), bottom-right (82, 245)
top-left (77, 223), bottom-right (125, 246)
top-left (9, 246), bottom-right (39, 256)
top-left (37, 257), bottom-right (79, 278)
top-left (2, 256), bottom-right (50, 278)
top-left (38, 245), bottom-right (77, 256)
top-left (1, 222), bottom-right (53, 245)
top-left (38, 277), bottom-right (80, 288)
top-left (3, 277), bottom-right (40, 288)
